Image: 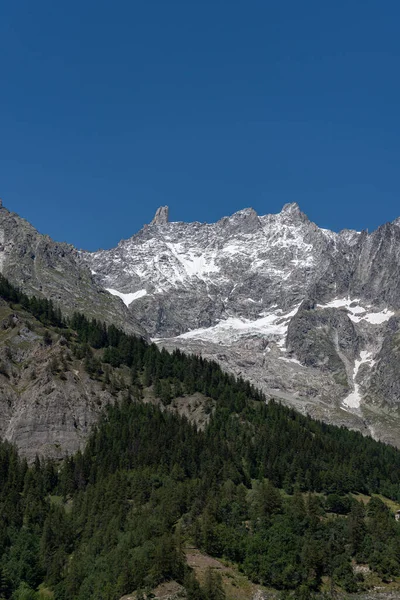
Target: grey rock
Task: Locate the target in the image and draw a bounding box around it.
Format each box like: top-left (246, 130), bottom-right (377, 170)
top-left (0, 301), bottom-right (115, 460)
top-left (287, 303), bottom-right (358, 382)
top-left (0, 203), bottom-right (147, 338)
top-left (366, 317), bottom-right (400, 407)
top-left (151, 205), bottom-right (169, 226)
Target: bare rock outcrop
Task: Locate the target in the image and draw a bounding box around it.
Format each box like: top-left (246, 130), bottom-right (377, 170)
top-left (0, 203), bottom-right (147, 338)
top-left (151, 205), bottom-right (169, 226)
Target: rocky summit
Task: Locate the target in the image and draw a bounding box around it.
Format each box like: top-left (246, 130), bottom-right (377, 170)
top-left (82, 203), bottom-right (400, 446)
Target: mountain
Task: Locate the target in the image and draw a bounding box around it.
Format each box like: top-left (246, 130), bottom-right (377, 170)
top-left (0, 275), bottom-right (215, 460)
top-left (0, 201), bottom-right (146, 338)
top-left (82, 203), bottom-right (400, 445)
top-left (2, 243), bottom-right (400, 599)
top-left (2, 198), bottom-right (400, 446)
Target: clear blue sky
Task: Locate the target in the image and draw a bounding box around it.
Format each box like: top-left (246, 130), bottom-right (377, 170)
top-left (1, 1), bottom-right (400, 250)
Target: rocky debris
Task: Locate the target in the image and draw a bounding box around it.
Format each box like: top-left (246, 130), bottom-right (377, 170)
top-left (120, 581), bottom-right (186, 600)
top-left (355, 592), bottom-right (400, 599)
top-left (168, 392), bottom-right (214, 430)
top-left (185, 547), bottom-right (277, 600)
top-left (141, 386), bottom-right (215, 430)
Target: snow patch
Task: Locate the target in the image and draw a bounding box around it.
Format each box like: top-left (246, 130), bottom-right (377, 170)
top-left (318, 298), bottom-right (394, 324)
top-left (223, 244), bottom-right (243, 255)
top-left (175, 305), bottom-right (301, 347)
top-left (106, 288), bottom-right (147, 306)
top-left (361, 310), bottom-right (394, 324)
top-left (342, 351), bottom-right (374, 410)
top-left (278, 356), bottom-right (304, 367)
top-left (165, 243), bottom-right (219, 280)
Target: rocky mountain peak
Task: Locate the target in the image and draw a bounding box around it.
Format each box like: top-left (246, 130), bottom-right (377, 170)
top-left (223, 207), bottom-right (261, 234)
top-left (279, 202), bottom-right (309, 224)
top-left (281, 202), bottom-right (301, 215)
top-left (231, 207), bottom-right (258, 218)
top-left (393, 216), bottom-right (400, 228)
top-left (151, 206), bottom-right (169, 226)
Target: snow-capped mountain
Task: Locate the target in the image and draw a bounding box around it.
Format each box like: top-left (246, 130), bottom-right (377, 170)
top-left (86, 203), bottom-right (356, 334)
top-left (82, 203), bottom-right (400, 446)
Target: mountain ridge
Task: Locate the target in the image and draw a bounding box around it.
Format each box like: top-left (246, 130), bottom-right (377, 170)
top-left (82, 202), bottom-right (400, 445)
top-left (2, 199), bottom-right (400, 445)
top-left (0, 202), bottom-right (147, 338)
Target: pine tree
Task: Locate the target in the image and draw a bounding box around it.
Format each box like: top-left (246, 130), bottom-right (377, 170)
top-left (203, 568), bottom-right (225, 600)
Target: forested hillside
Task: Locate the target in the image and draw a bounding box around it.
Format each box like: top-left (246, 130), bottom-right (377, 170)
top-left (1, 275), bottom-right (400, 599)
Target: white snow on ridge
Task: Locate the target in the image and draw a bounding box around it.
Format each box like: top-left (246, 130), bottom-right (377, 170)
top-left (342, 351), bottom-right (374, 410)
top-left (164, 242), bottom-right (219, 280)
top-left (106, 288), bottom-right (147, 307)
top-left (317, 297), bottom-right (394, 324)
top-left (319, 297), bottom-right (362, 311)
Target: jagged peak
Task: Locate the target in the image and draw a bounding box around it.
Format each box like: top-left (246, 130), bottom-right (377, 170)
top-left (278, 202), bottom-right (309, 225)
top-left (232, 207), bottom-right (257, 217)
top-left (220, 207), bottom-right (261, 233)
top-left (281, 202), bottom-right (301, 215)
top-left (151, 206), bottom-right (169, 226)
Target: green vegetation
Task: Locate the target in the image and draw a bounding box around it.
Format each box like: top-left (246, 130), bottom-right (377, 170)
top-left (1, 275), bottom-right (400, 599)
top-left (0, 275), bottom-right (64, 329)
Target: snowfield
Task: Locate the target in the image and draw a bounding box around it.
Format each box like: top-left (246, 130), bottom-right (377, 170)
top-left (106, 288), bottom-right (147, 306)
top-left (318, 297), bottom-right (394, 325)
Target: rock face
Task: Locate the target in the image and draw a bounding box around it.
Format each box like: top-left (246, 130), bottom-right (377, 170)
top-left (151, 205), bottom-right (169, 226)
top-left (0, 299), bottom-right (114, 461)
top-left (0, 204), bottom-right (146, 338)
top-left (287, 303), bottom-right (359, 379)
top-left (82, 203), bottom-right (400, 445)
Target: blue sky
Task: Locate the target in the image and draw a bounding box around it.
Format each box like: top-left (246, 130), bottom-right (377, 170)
top-left (1, 0), bottom-right (400, 250)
